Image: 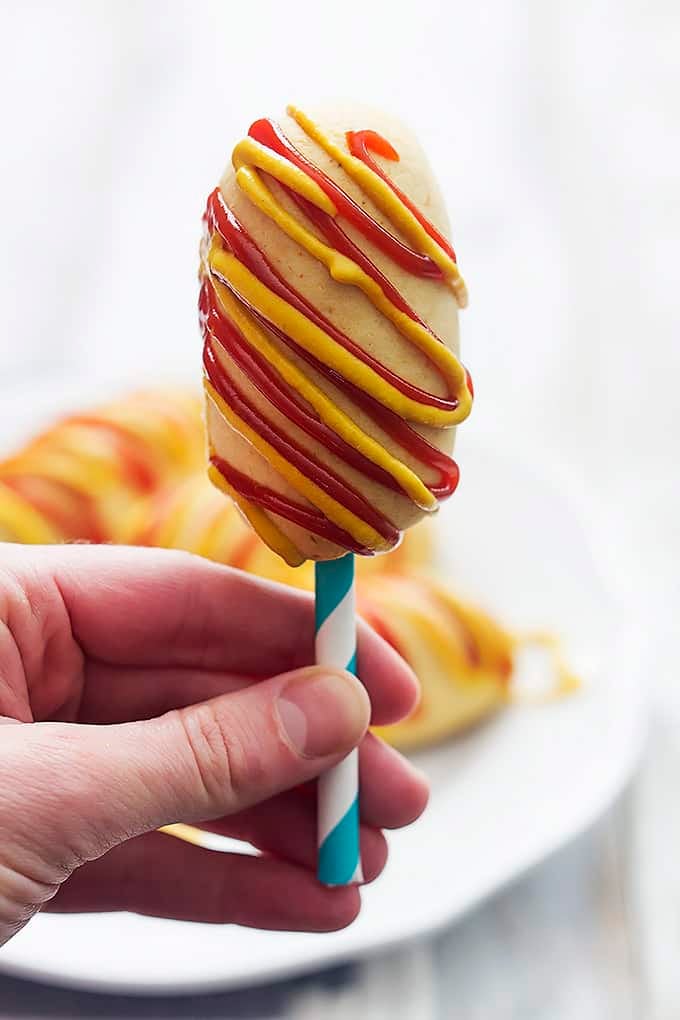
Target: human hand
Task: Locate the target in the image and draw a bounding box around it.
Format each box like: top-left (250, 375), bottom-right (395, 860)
top-left (0, 544), bottom-right (427, 946)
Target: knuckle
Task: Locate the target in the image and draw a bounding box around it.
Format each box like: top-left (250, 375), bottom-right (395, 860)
top-left (176, 703), bottom-right (233, 809)
top-left (175, 701), bottom-right (261, 812)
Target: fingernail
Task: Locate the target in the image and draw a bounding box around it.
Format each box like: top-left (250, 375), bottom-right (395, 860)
top-left (277, 669), bottom-right (369, 758)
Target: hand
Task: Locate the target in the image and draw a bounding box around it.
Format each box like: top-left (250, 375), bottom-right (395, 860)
top-left (0, 544), bottom-right (427, 946)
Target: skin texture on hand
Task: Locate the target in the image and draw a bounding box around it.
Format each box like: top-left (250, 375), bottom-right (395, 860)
top-left (0, 544), bottom-right (428, 946)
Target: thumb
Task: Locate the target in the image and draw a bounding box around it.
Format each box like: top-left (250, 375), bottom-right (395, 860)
top-left (15, 666), bottom-right (369, 871)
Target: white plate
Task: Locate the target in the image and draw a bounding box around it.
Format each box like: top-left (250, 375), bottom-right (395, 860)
top-left (0, 382), bottom-right (646, 994)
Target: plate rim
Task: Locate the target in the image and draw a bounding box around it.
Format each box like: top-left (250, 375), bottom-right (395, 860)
top-left (0, 410), bottom-right (649, 995)
top-left (0, 694), bottom-right (646, 996)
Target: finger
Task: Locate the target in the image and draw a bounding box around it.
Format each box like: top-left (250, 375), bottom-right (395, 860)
top-left (78, 659), bottom-right (408, 728)
top-left (196, 790), bottom-right (388, 880)
top-left (17, 544), bottom-right (418, 723)
top-left (27, 544), bottom-right (306, 671)
top-left (204, 731), bottom-right (429, 857)
top-left (16, 665), bottom-right (370, 869)
top-left (45, 832), bottom-right (360, 932)
top-left (76, 664), bottom-right (255, 725)
top-left (358, 732), bottom-right (430, 828)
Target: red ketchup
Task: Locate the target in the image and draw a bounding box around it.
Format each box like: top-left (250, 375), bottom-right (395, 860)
top-left (201, 117), bottom-right (470, 553)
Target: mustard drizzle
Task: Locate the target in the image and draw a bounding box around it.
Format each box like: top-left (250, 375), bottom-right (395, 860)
top-left (204, 107), bottom-right (469, 563)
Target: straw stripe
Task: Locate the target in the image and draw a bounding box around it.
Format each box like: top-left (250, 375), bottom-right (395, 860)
top-left (315, 555), bottom-right (355, 631)
top-left (318, 768), bottom-right (361, 884)
top-left (315, 554), bottom-right (362, 885)
top-left (317, 750), bottom-right (359, 845)
top-left (315, 584), bottom-right (355, 670)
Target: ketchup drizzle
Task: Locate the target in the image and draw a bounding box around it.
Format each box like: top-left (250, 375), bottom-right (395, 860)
top-left (202, 116), bottom-right (471, 554)
top-left (248, 118), bottom-right (443, 279)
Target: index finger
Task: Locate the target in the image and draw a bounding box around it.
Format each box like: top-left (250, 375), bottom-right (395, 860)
top-left (13, 544), bottom-right (419, 722)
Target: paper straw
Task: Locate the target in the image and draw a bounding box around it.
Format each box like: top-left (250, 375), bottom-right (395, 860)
top-left (315, 554), bottom-right (363, 885)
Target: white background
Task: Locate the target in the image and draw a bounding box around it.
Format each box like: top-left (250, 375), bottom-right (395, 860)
top-left (0, 1), bottom-right (678, 1016)
top-left (1, 0), bottom-right (676, 615)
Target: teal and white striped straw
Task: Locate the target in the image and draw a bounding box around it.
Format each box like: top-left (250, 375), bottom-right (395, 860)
top-left (315, 554), bottom-right (363, 885)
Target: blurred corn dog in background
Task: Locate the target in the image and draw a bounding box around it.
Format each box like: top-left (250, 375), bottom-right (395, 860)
top-left (0, 386), bottom-right (521, 749)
